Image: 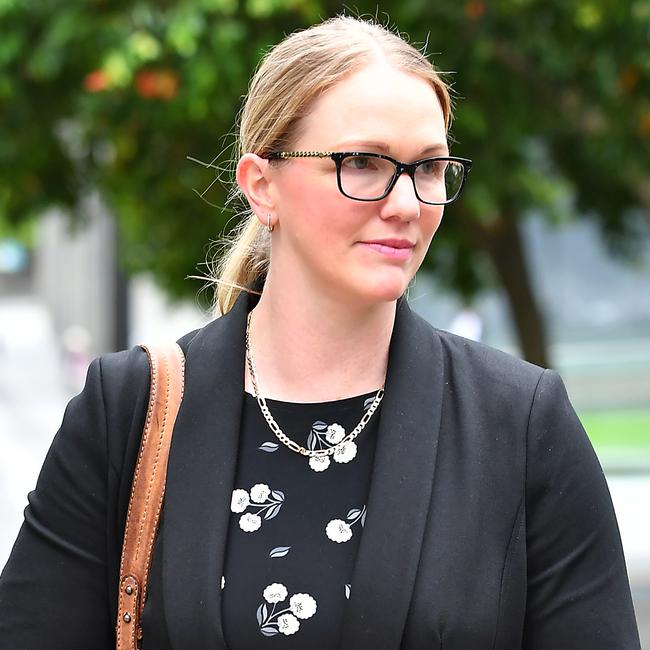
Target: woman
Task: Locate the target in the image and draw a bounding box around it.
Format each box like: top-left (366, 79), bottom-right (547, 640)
top-left (0, 15), bottom-right (641, 650)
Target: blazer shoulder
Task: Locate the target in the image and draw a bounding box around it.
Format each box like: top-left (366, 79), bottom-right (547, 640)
top-left (434, 324), bottom-right (545, 386)
top-left (176, 326), bottom-right (203, 354)
top-left (98, 324), bottom-right (202, 425)
top-left (97, 344), bottom-right (154, 414)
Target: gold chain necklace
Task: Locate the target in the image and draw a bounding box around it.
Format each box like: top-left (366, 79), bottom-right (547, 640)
top-left (245, 311), bottom-right (384, 457)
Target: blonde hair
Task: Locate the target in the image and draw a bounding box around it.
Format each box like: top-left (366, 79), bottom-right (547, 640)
top-left (211, 15), bottom-right (453, 316)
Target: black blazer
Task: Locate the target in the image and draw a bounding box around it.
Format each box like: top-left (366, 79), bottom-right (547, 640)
top-left (0, 291), bottom-right (641, 649)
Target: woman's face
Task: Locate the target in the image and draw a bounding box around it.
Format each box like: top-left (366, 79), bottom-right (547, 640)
top-left (266, 62), bottom-right (448, 306)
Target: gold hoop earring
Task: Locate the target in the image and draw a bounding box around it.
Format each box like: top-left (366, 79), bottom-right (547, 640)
top-left (267, 213), bottom-right (274, 233)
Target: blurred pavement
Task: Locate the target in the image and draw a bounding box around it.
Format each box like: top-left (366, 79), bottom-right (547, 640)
top-left (1, 294), bottom-right (649, 645)
top-left (0, 296), bottom-right (72, 567)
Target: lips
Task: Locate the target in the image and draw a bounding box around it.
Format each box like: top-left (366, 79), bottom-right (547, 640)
top-left (358, 238), bottom-right (415, 261)
top-left (360, 238), bottom-right (415, 249)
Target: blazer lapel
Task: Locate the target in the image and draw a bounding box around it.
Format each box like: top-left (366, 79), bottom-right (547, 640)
top-left (162, 291), bottom-right (252, 650)
top-left (339, 298), bottom-right (444, 650)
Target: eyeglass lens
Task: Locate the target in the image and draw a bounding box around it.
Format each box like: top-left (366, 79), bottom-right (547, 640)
top-left (339, 155), bottom-right (465, 204)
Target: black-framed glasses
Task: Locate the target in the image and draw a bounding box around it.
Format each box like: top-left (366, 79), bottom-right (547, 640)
top-left (265, 151), bottom-right (473, 205)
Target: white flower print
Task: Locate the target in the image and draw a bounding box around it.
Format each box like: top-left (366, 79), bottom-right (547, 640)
top-left (326, 505), bottom-right (366, 543)
top-left (233, 483), bottom-right (285, 532)
top-left (263, 583), bottom-right (288, 604)
top-left (250, 483), bottom-right (270, 503)
top-left (257, 584), bottom-right (318, 637)
top-left (239, 512), bottom-right (262, 532)
top-left (333, 441), bottom-right (357, 464)
top-left (325, 423), bottom-right (346, 444)
top-left (326, 519), bottom-right (352, 543)
top-left (290, 593), bottom-right (317, 620)
top-left (230, 488), bottom-right (249, 513)
top-left (277, 613), bottom-right (300, 635)
top-left (306, 420), bottom-right (359, 472)
top-left (309, 456), bottom-right (331, 472)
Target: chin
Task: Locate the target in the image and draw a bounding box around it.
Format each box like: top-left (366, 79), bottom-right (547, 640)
top-left (351, 276), bottom-right (410, 305)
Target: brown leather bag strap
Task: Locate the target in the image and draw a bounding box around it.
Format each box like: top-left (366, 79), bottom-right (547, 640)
top-left (116, 342), bottom-right (185, 650)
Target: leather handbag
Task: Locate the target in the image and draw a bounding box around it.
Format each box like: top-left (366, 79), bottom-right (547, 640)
top-left (115, 342), bottom-right (185, 650)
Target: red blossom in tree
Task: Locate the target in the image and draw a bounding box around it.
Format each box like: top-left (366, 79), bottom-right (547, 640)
top-left (83, 69), bottom-right (108, 93)
top-left (465, 0), bottom-right (486, 20)
top-left (135, 69), bottom-right (179, 100)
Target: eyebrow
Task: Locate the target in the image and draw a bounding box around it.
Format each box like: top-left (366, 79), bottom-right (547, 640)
top-left (334, 140), bottom-right (450, 156)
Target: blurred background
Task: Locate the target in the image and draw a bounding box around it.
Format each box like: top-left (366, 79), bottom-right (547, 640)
top-left (1, 0), bottom-right (649, 644)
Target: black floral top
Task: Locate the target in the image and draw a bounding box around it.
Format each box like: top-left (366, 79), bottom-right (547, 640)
top-left (221, 389), bottom-right (381, 648)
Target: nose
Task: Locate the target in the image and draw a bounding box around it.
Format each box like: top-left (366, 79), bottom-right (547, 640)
top-left (380, 172), bottom-right (420, 222)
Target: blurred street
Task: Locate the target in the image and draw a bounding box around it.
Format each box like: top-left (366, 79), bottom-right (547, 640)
top-left (0, 295), bottom-right (72, 563)
top-left (1, 293), bottom-right (649, 645)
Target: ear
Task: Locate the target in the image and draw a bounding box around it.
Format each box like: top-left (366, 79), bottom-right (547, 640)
top-left (236, 153), bottom-right (276, 229)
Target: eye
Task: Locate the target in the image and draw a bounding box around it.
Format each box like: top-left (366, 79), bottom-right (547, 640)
top-left (418, 159), bottom-right (446, 178)
top-left (342, 155), bottom-right (378, 171)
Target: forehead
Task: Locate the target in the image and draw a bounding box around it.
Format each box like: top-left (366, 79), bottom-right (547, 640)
top-left (298, 63), bottom-right (447, 153)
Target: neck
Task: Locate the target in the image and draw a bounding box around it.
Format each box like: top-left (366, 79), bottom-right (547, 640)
top-left (245, 276), bottom-right (396, 403)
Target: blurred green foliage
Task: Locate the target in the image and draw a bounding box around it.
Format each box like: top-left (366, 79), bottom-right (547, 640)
top-left (1, 1), bottom-right (649, 335)
top-left (581, 408), bottom-right (650, 447)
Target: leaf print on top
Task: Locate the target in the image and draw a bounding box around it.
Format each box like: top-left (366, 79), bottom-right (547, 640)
top-left (326, 505), bottom-right (366, 543)
top-left (230, 484), bottom-right (285, 533)
top-left (257, 583), bottom-right (317, 637)
top-left (306, 421), bottom-right (330, 454)
top-left (269, 546), bottom-right (291, 558)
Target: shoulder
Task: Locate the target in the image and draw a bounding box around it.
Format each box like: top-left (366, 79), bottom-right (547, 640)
top-left (391, 306), bottom-right (556, 448)
top-left (437, 329), bottom-right (572, 432)
top-left (406, 305), bottom-right (546, 391)
top-left (427, 320), bottom-right (589, 470)
top-left (96, 326), bottom-right (202, 395)
top-left (437, 327), bottom-right (544, 383)
top-left (90, 326), bottom-right (203, 471)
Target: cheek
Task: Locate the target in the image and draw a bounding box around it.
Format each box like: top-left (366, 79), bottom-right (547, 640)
top-left (419, 206), bottom-right (444, 242)
top-left (414, 208), bottom-right (444, 264)
top-left (280, 172), bottom-right (363, 243)
top-left (280, 172), bottom-right (315, 214)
